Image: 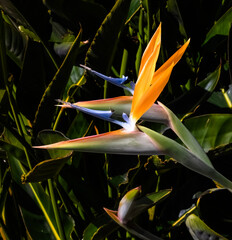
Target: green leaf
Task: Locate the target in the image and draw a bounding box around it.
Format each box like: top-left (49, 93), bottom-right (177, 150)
top-left (198, 65), bottom-right (221, 92)
top-left (207, 85), bottom-right (232, 108)
top-left (3, 14), bottom-right (27, 68)
top-left (0, 0), bottom-right (51, 43)
top-left (21, 155), bottom-right (72, 183)
top-left (22, 130), bottom-right (73, 183)
top-left (83, 215), bottom-right (118, 240)
top-left (33, 29), bottom-right (82, 134)
top-left (203, 7), bottom-right (232, 45)
top-left (138, 125), bottom-right (232, 190)
top-left (186, 214), bottom-right (228, 240)
top-left (85, 0), bottom-right (132, 74)
top-left (167, 0), bottom-right (187, 38)
top-left (20, 207), bottom-right (58, 240)
top-left (125, 0), bottom-right (141, 24)
top-left (7, 143), bottom-right (74, 240)
top-left (184, 114), bottom-right (232, 152)
top-left (37, 130), bottom-right (72, 159)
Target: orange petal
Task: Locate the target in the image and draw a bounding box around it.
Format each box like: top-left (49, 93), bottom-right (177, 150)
top-left (130, 62), bottom-right (174, 123)
top-left (138, 23), bottom-right (162, 76)
top-left (154, 39), bottom-right (190, 79)
top-left (131, 39), bottom-right (190, 123)
top-left (131, 24), bottom-right (162, 122)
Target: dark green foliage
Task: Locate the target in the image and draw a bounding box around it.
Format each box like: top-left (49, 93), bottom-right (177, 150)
top-left (0, 0), bottom-right (232, 239)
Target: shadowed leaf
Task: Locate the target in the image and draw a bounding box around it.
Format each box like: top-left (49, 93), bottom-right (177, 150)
top-left (138, 125), bottom-right (232, 190)
top-left (203, 7), bottom-right (232, 45)
top-left (22, 130), bottom-right (73, 183)
top-left (186, 214), bottom-right (228, 240)
top-left (85, 0), bottom-right (131, 74)
top-left (33, 29), bottom-right (82, 134)
top-left (7, 142), bottom-right (74, 240)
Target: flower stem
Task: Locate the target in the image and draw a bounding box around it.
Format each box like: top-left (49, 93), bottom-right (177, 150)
top-left (48, 179), bottom-right (66, 240)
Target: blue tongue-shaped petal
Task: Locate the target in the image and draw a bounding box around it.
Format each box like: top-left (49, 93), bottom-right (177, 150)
top-left (80, 64), bottom-right (134, 95)
top-left (56, 100), bottom-right (134, 130)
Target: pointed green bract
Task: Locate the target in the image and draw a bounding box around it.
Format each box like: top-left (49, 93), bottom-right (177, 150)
top-left (118, 186), bottom-right (141, 223)
top-left (104, 187), bottom-right (170, 240)
top-left (34, 129), bottom-right (161, 155)
top-left (138, 125), bottom-right (232, 190)
top-left (158, 102), bottom-right (213, 167)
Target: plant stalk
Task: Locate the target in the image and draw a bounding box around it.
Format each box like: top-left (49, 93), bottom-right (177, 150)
top-left (48, 179), bottom-right (66, 240)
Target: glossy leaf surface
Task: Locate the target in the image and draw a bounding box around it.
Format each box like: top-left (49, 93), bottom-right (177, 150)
top-left (184, 114), bottom-right (232, 152)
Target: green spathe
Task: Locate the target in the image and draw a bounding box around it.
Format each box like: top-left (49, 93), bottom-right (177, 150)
top-left (138, 125), bottom-right (232, 190)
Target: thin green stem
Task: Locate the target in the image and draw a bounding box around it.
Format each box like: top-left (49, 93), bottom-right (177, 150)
top-left (53, 74), bottom-right (86, 130)
top-left (48, 179), bottom-right (66, 240)
top-left (144, 0), bottom-right (151, 43)
top-left (120, 48), bottom-right (128, 78)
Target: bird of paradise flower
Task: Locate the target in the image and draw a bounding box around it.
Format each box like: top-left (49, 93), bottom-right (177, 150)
top-left (34, 23), bottom-right (232, 190)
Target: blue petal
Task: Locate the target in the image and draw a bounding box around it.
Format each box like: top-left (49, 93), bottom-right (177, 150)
top-left (57, 99), bottom-right (112, 120)
top-left (56, 100), bottom-right (132, 129)
top-left (80, 64), bottom-right (134, 95)
top-left (80, 64), bottom-right (127, 85)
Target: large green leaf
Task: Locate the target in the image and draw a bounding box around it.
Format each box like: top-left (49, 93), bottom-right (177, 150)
top-left (203, 7), bottom-right (232, 45)
top-left (33, 29), bottom-right (82, 134)
top-left (3, 14), bottom-right (27, 68)
top-left (6, 142), bottom-right (74, 240)
top-left (184, 114), bottom-right (232, 152)
top-left (20, 207), bottom-right (58, 240)
top-left (85, 0), bottom-right (131, 74)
